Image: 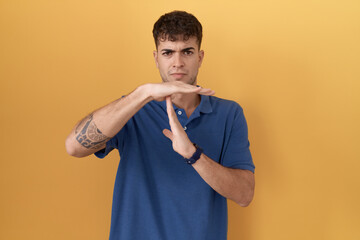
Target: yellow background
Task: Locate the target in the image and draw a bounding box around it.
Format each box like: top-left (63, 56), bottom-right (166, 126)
top-left (1, 0), bottom-right (359, 239)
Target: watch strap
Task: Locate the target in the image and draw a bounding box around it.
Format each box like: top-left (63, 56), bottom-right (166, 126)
top-left (184, 143), bottom-right (203, 165)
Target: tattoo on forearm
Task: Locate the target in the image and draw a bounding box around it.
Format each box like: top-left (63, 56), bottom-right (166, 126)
top-left (75, 117), bottom-right (87, 135)
top-left (76, 114), bottom-right (110, 149)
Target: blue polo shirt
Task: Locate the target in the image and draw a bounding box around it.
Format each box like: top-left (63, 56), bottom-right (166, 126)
top-left (95, 95), bottom-right (255, 240)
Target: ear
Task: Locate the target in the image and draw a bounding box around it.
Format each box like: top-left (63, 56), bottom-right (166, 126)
top-left (153, 50), bottom-right (159, 68)
top-left (198, 50), bottom-right (204, 68)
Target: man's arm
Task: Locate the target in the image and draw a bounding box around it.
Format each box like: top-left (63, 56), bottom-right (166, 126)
top-left (191, 155), bottom-right (255, 207)
top-left (65, 82), bottom-right (215, 158)
top-left (163, 96), bottom-right (255, 207)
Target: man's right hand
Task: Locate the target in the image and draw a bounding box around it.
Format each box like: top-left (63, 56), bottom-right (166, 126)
top-left (65, 81), bottom-right (214, 158)
top-left (144, 81), bottom-right (215, 102)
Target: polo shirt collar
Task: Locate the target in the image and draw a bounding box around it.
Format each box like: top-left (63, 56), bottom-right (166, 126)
top-left (198, 95), bottom-right (213, 114)
top-left (156, 94), bottom-right (213, 114)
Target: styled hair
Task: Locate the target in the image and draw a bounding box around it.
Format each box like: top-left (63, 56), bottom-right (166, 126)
top-left (152, 10), bottom-right (203, 49)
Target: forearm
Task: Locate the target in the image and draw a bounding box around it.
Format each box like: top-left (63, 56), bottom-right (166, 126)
top-left (192, 154), bottom-right (255, 207)
top-left (162, 95), bottom-right (254, 207)
top-left (65, 84), bottom-right (152, 157)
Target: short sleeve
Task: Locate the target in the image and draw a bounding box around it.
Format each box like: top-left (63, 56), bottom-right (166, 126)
top-left (221, 105), bottom-right (255, 173)
top-left (94, 127), bottom-right (126, 159)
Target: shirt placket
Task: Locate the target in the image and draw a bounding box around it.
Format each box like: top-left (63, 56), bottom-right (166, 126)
top-left (174, 107), bottom-right (202, 133)
top-left (173, 107), bottom-right (188, 131)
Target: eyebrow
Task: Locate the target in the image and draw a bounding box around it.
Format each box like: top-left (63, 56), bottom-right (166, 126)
top-left (161, 47), bottom-right (196, 52)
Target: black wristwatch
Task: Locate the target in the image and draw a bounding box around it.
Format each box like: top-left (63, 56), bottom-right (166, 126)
top-left (184, 143), bottom-right (203, 165)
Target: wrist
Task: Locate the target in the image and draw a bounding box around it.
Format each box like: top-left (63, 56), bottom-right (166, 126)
top-left (182, 144), bottom-right (196, 159)
top-left (137, 84), bottom-right (154, 103)
top-left (183, 143), bottom-right (203, 165)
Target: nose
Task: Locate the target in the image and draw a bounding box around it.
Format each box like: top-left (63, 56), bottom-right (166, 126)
top-left (172, 52), bottom-right (184, 68)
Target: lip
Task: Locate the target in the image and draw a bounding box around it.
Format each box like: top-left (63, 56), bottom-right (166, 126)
top-left (170, 73), bottom-right (186, 75)
top-left (170, 73), bottom-right (187, 78)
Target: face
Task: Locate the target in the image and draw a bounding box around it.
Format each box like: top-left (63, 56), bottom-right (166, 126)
top-left (153, 36), bottom-right (204, 85)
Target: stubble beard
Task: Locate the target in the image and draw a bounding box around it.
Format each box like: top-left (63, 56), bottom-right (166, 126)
top-left (161, 75), bottom-right (197, 86)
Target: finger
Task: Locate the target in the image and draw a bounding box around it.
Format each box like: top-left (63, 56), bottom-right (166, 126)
top-left (181, 84), bottom-right (215, 95)
top-left (166, 96), bottom-right (177, 125)
top-left (162, 129), bottom-right (173, 141)
top-left (170, 82), bottom-right (215, 96)
top-left (179, 87), bottom-right (215, 96)
top-left (166, 96), bottom-right (182, 134)
top-left (166, 96), bottom-right (175, 118)
top-left (175, 85), bottom-right (202, 94)
top-left (198, 88), bottom-right (215, 95)
top-left (171, 81), bottom-right (200, 89)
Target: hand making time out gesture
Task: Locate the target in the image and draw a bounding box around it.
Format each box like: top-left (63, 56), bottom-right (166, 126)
top-left (162, 96), bottom-right (197, 159)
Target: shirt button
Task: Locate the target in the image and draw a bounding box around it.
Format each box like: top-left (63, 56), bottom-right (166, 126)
top-left (177, 110), bottom-right (182, 115)
top-left (183, 126), bottom-right (187, 130)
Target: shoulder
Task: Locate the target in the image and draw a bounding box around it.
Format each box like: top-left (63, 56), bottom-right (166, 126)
top-left (208, 96), bottom-right (244, 114)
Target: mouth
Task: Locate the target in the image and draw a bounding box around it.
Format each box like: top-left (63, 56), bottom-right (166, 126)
top-left (170, 73), bottom-right (187, 79)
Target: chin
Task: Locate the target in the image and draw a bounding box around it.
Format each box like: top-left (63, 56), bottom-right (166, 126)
top-left (179, 80), bottom-right (194, 85)
top-left (163, 76), bottom-right (196, 85)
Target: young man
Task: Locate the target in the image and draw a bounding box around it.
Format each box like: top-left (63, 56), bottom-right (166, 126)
top-left (66, 10), bottom-right (255, 240)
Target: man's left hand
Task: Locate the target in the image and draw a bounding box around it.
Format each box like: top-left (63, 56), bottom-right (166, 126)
top-left (162, 96), bottom-right (196, 159)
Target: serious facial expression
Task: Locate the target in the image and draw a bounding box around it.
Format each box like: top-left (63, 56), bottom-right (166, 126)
top-left (153, 36), bottom-right (204, 85)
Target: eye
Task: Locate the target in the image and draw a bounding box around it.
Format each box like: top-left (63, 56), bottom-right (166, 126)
top-left (162, 51), bottom-right (172, 56)
top-left (184, 50), bottom-right (193, 55)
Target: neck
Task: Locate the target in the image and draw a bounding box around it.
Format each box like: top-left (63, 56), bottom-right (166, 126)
top-left (171, 92), bottom-right (201, 118)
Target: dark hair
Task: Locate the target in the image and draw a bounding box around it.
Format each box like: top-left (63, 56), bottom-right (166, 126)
top-left (152, 10), bottom-right (203, 49)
